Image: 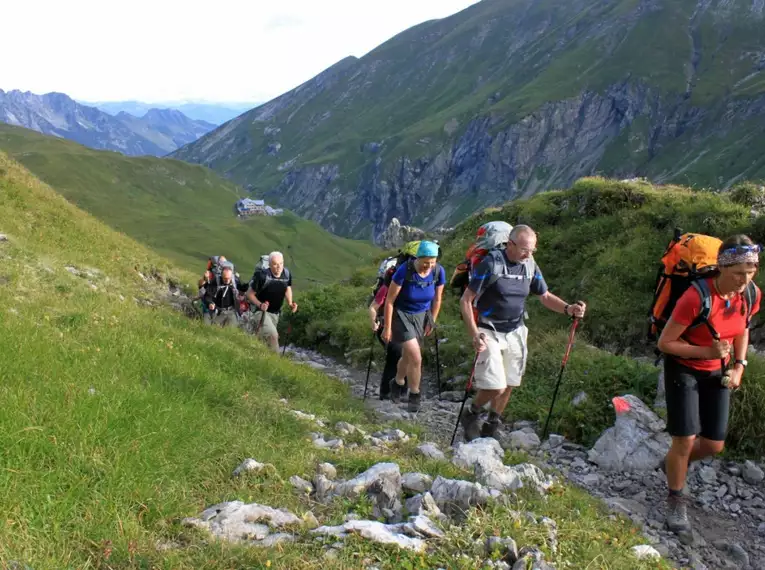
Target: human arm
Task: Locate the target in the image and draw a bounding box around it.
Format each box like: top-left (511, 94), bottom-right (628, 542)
top-left (382, 281), bottom-right (401, 343)
top-left (285, 285), bottom-right (297, 313)
top-left (426, 267), bottom-right (446, 335)
top-left (369, 301), bottom-right (382, 331)
top-left (460, 287), bottom-right (487, 352)
top-left (245, 285), bottom-right (269, 312)
top-left (726, 329), bottom-right (749, 389)
top-left (538, 291), bottom-right (586, 318)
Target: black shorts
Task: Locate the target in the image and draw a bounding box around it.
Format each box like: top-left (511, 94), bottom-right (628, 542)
top-left (664, 356), bottom-right (730, 441)
top-left (391, 309), bottom-right (430, 343)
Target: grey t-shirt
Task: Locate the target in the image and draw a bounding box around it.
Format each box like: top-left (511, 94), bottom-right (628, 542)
top-left (468, 250), bottom-right (548, 333)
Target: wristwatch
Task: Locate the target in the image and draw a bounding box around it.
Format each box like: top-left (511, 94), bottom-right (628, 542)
top-left (735, 359), bottom-right (748, 368)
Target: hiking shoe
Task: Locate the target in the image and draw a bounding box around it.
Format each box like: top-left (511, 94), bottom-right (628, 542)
top-left (665, 494), bottom-right (692, 533)
top-left (480, 419), bottom-right (500, 440)
top-left (460, 406), bottom-right (481, 442)
top-left (407, 392), bottom-right (421, 413)
top-left (389, 379), bottom-right (404, 403)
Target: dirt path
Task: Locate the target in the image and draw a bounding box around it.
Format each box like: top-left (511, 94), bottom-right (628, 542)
top-left (284, 344), bottom-right (765, 570)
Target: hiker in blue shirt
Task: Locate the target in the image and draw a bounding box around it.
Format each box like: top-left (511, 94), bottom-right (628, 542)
top-left (381, 241), bottom-right (445, 412)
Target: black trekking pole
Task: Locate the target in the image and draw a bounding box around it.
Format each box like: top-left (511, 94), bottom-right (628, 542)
top-left (363, 330), bottom-right (376, 400)
top-left (541, 316), bottom-right (581, 441)
top-left (434, 327), bottom-right (442, 400)
top-left (254, 307), bottom-right (268, 336)
top-left (450, 338), bottom-right (483, 446)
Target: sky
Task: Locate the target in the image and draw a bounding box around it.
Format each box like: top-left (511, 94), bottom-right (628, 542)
top-left (1, 0), bottom-right (480, 104)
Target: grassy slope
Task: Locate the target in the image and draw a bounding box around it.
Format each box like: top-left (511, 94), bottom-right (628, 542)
top-left (287, 177), bottom-right (765, 458)
top-left (0, 124), bottom-right (377, 287)
top-left (0, 155), bottom-right (670, 568)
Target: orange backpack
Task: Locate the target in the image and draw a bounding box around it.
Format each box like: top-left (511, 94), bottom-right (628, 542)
top-left (648, 230), bottom-right (729, 341)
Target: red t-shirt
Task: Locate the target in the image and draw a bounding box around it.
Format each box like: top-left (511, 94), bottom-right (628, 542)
top-left (670, 278), bottom-right (761, 371)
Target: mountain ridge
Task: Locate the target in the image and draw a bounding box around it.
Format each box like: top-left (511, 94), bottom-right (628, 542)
top-left (171, 0), bottom-right (765, 242)
top-left (0, 89), bottom-right (215, 156)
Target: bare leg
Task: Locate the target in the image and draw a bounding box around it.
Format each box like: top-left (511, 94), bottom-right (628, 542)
top-left (395, 339), bottom-right (422, 391)
top-left (688, 437), bottom-right (724, 462)
top-left (666, 435), bottom-right (695, 491)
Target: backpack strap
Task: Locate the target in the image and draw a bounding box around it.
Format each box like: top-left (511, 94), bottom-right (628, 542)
top-left (743, 281), bottom-right (758, 327)
top-left (403, 260), bottom-right (442, 287)
top-left (689, 279), bottom-right (716, 334)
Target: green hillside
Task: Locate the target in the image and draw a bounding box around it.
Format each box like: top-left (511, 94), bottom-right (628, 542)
top-left (0, 124), bottom-right (377, 286)
top-left (287, 177), bottom-right (765, 457)
top-left (0, 154), bottom-right (668, 568)
top-left (173, 0), bottom-right (765, 239)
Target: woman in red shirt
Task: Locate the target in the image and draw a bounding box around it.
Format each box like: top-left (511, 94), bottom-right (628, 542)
top-left (658, 235), bottom-right (761, 534)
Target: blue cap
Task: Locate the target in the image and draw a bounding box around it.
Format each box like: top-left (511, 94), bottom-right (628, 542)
top-left (416, 240), bottom-right (439, 258)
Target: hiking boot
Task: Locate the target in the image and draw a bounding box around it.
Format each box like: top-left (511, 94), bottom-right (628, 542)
top-left (460, 406), bottom-right (481, 442)
top-left (480, 419), bottom-right (500, 440)
top-left (665, 494), bottom-right (692, 533)
top-left (407, 392), bottom-right (421, 413)
top-left (389, 379), bottom-right (404, 403)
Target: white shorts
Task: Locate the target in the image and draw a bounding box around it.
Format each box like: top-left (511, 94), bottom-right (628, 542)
top-left (474, 325), bottom-right (528, 390)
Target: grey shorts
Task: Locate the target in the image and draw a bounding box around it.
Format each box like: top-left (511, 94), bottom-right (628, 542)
top-left (392, 309), bottom-right (430, 343)
top-left (253, 310), bottom-right (279, 338)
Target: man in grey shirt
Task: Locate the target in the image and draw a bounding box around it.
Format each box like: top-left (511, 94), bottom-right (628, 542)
top-left (458, 224), bottom-right (586, 441)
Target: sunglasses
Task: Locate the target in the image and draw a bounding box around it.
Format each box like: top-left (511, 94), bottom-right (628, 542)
top-left (721, 244), bottom-right (762, 254)
top-left (509, 239), bottom-right (537, 254)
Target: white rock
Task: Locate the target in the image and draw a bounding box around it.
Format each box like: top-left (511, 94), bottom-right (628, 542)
top-left (291, 410), bottom-right (317, 421)
top-left (183, 501), bottom-right (301, 544)
top-left (743, 460), bottom-right (764, 484)
top-left (0, 234), bottom-right (7, 242)
top-left (631, 544), bottom-right (661, 560)
top-left (430, 476), bottom-right (491, 516)
top-left (317, 462), bottom-right (337, 480)
top-left (405, 515), bottom-right (445, 538)
top-left (333, 463), bottom-right (401, 499)
top-left (232, 458), bottom-right (274, 477)
top-left (452, 438), bottom-right (504, 471)
top-left (289, 475), bottom-right (314, 494)
top-left (335, 421), bottom-right (357, 435)
top-left (417, 442), bottom-right (446, 460)
top-left (258, 533), bottom-right (295, 547)
top-left (507, 430), bottom-right (541, 450)
top-left (344, 520), bottom-right (427, 552)
top-left (402, 472), bottom-right (433, 494)
top-left (588, 394), bottom-right (671, 472)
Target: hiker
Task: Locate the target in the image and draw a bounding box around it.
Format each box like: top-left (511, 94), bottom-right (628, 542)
top-left (368, 281), bottom-right (407, 400)
top-left (380, 240), bottom-right (444, 412)
top-left (246, 251), bottom-right (297, 352)
top-left (458, 224), bottom-right (586, 440)
top-left (657, 235), bottom-right (761, 534)
top-left (203, 266), bottom-right (242, 328)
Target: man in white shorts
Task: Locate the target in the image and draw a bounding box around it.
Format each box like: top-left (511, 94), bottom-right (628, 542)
top-left (458, 224), bottom-right (586, 441)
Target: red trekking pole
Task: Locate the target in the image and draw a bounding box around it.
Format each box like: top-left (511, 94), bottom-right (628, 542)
top-left (541, 315), bottom-right (581, 440)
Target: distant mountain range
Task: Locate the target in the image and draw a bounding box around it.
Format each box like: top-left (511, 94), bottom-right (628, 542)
top-left (0, 89), bottom-right (215, 156)
top-left (85, 100), bottom-right (258, 125)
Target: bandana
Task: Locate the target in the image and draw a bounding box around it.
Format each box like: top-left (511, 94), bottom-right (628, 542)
top-left (718, 250), bottom-right (760, 267)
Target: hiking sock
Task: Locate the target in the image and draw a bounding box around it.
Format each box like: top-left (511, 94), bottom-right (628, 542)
top-left (469, 402), bottom-right (481, 415)
top-left (488, 410), bottom-right (500, 423)
top-left (668, 488), bottom-right (684, 498)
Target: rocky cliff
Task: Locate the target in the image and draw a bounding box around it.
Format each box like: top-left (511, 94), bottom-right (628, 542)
top-left (172, 0), bottom-right (765, 242)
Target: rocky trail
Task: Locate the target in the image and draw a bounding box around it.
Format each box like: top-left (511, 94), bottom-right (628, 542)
top-left (279, 342), bottom-right (765, 570)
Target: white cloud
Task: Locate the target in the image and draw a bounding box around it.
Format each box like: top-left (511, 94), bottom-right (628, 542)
top-left (1, 0), bottom-right (480, 103)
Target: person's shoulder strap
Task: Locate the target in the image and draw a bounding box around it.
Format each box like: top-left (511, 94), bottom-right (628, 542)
top-left (690, 279), bottom-right (719, 338)
top-left (483, 249), bottom-right (508, 290)
top-left (744, 281), bottom-right (758, 326)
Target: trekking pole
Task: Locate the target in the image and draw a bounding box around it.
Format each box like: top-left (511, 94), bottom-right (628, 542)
top-left (541, 315), bottom-right (581, 441)
top-left (254, 308), bottom-right (267, 336)
top-left (434, 327), bottom-right (442, 400)
top-left (450, 338), bottom-right (483, 446)
top-left (363, 330), bottom-right (376, 400)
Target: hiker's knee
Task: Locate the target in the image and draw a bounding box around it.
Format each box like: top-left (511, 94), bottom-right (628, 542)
top-left (670, 435), bottom-right (695, 456)
top-left (700, 438), bottom-right (724, 455)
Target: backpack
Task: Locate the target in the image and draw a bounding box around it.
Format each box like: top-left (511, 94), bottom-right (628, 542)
top-left (449, 221), bottom-right (514, 293)
top-left (367, 240), bottom-right (440, 313)
top-left (647, 229), bottom-right (758, 342)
